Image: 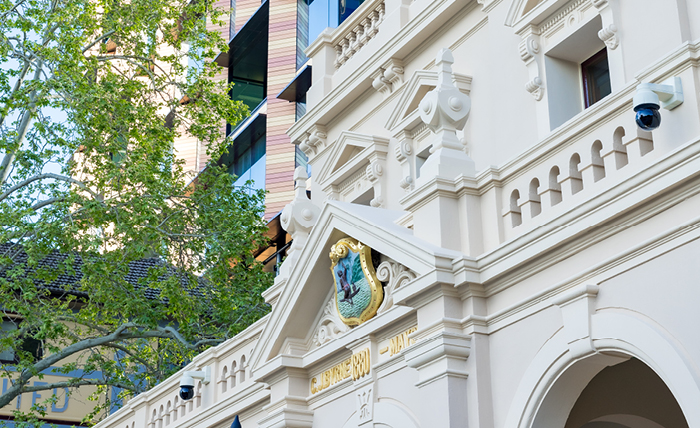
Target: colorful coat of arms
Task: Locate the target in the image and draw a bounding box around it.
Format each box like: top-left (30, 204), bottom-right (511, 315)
top-left (329, 238), bottom-right (383, 326)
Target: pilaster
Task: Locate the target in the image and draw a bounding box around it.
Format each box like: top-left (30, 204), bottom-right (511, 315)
top-left (256, 358), bottom-right (313, 428)
top-left (591, 0), bottom-right (625, 92)
top-left (403, 331), bottom-right (471, 428)
top-left (401, 48), bottom-right (480, 254)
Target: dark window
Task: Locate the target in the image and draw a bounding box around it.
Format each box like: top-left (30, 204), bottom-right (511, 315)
top-left (1, 318), bottom-right (43, 363)
top-left (219, 113), bottom-right (267, 193)
top-left (306, 0), bottom-right (362, 48)
top-left (582, 48), bottom-right (611, 108)
top-left (339, 0), bottom-right (364, 23)
top-left (227, 133), bottom-right (266, 179)
top-left (226, 0), bottom-right (269, 134)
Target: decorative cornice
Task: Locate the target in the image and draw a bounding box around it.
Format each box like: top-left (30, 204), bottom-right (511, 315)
top-left (539, 0), bottom-right (588, 34)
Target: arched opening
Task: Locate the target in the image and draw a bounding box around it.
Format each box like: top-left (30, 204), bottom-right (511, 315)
top-left (568, 153), bottom-right (583, 194)
top-left (231, 360), bottom-right (237, 388)
top-left (528, 178), bottom-right (541, 217)
top-left (165, 401), bottom-right (171, 426)
top-left (565, 358), bottom-right (688, 428)
top-left (195, 381), bottom-right (202, 408)
top-left (590, 140), bottom-right (605, 182)
top-left (172, 397), bottom-right (179, 422)
top-left (548, 166), bottom-right (563, 206)
top-left (221, 366), bottom-right (228, 393)
top-left (612, 127), bottom-right (628, 169)
top-left (509, 189), bottom-right (522, 227)
top-left (239, 355), bottom-right (247, 383)
top-left (506, 312), bottom-right (700, 428)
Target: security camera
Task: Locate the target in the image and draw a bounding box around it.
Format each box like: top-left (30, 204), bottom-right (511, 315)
top-left (633, 77), bottom-right (683, 131)
top-left (179, 383), bottom-right (195, 400)
top-left (179, 367), bottom-right (210, 401)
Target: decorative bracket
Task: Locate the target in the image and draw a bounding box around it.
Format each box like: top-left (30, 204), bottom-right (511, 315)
top-left (590, 0), bottom-right (608, 9)
top-left (299, 125), bottom-right (327, 158)
top-left (366, 159), bottom-right (385, 207)
top-left (394, 132), bottom-right (415, 192)
top-left (598, 24), bottom-right (618, 50)
top-left (372, 59), bottom-right (404, 97)
top-left (518, 33), bottom-right (540, 65)
top-left (525, 77), bottom-right (544, 101)
top-left (518, 28), bottom-right (545, 101)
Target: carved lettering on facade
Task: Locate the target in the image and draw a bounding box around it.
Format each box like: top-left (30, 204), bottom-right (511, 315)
top-left (379, 326), bottom-right (417, 356)
top-left (310, 348), bottom-right (371, 394)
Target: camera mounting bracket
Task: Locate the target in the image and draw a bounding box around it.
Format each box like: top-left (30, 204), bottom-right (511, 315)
top-left (184, 367), bottom-right (211, 385)
top-left (636, 76), bottom-right (683, 110)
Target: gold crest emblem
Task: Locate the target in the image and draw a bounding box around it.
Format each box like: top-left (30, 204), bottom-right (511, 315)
top-left (329, 238), bottom-right (383, 326)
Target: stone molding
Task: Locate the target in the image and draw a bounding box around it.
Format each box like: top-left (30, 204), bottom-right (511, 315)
top-left (376, 257), bottom-right (418, 314)
top-left (311, 295), bottom-right (350, 348)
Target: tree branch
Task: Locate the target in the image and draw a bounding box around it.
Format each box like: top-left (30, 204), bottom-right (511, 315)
top-left (0, 173), bottom-right (98, 202)
top-left (20, 378), bottom-right (137, 394)
top-left (82, 29), bottom-right (116, 54)
top-left (30, 197), bottom-right (65, 211)
top-left (0, 0), bottom-right (28, 22)
top-left (0, 320), bottom-right (225, 408)
top-left (0, 60), bottom-right (43, 186)
top-left (102, 343), bottom-right (157, 374)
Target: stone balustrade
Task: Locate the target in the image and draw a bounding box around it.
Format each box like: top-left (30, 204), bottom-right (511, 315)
top-left (497, 94), bottom-right (659, 241)
top-left (333, 0), bottom-right (386, 69)
top-left (94, 318), bottom-right (266, 428)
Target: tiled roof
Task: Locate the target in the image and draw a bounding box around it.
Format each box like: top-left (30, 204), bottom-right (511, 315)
top-left (0, 243), bottom-right (205, 299)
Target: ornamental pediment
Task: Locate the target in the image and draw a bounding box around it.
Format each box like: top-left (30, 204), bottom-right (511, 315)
top-left (249, 201), bottom-right (456, 370)
top-left (315, 131), bottom-right (390, 188)
top-left (505, 0), bottom-right (603, 34)
top-left (315, 132), bottom-right (390, 207)
top-left (384, 70), bottom-right (472, 134)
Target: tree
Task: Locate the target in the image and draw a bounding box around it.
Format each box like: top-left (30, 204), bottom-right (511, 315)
top-left (0, 0), bottom-right (271, 424)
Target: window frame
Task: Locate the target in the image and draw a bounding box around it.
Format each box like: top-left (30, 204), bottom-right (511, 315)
top-left (0, 317), bottom-right (44, 364)
top-left (581, 48), bottom-right (611, 109)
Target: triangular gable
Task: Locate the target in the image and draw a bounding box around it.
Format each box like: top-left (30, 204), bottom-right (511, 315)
top-left (505, 0), bottom-right (575, 30)
top-left (314, 131), bottom-right (390, 190)
top-left (249, 201), bottom-right (461, 372)
top-left (505, 0), bottom-right (538, 27)
top-left (385, 70), bottom-right (472, 133)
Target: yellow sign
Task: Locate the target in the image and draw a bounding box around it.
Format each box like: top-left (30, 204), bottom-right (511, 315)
top-left (0, 376), bottom-right (100, 423)
top-left (379, 326), bottom-right (417, 357)
top-left (310, 348), bottom-right (370, 394)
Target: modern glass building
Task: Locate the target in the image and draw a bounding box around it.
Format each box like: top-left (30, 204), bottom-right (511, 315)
top-left (200, 0), bottom-right (366, 219)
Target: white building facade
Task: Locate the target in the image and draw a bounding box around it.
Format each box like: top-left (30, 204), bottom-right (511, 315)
top-left (95, 0), bottom-right (700, 427)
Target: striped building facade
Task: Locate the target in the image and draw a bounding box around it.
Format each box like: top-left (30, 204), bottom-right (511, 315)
top-left (173, 0), bottom-right (307, 220)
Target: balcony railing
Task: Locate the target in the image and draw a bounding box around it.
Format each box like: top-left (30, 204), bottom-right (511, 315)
top-left (332, 0), bottom-right (385, 68)
top-left (93, 319), bottom-right (266, 428)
